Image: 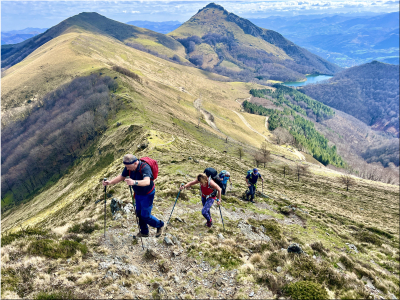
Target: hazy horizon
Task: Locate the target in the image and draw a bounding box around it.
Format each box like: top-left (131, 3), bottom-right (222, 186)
top-left (1, 0), bottom-right (399, 31)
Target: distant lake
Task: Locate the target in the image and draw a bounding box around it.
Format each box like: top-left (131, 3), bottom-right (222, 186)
top-left (283, 75), bottom-right (333, 87)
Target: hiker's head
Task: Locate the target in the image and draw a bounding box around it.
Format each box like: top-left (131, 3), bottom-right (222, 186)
top-left (253, 168), bottom-right (258, 175)
top-left (123, 154), bottom-right (139, 170)
top-left (226, 171), bottom-right (230, 177)
top-left (197, 173), bottom-right (208, 185)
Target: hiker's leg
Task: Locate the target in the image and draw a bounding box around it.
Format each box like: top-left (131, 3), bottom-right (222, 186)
top-left (135, 208), bottom-right (149, 235)
top-left (137, 190), bottom-right (163, 232)
top-left (250, 185), bottom-right (255, 200)
top-left (201, 197), bottom-right (215, 222)
top-left (221, 183), bottom-right (226, 195)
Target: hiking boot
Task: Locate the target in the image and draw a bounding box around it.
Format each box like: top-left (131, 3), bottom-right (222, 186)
top-left (135, 232), bottom-right (149, 238)
top-left (250, 199), bottom-right (256, 203)
top-left (156, 224), bottom-right (165, 238)
top-left (206, 218), bottom-right (213, 228)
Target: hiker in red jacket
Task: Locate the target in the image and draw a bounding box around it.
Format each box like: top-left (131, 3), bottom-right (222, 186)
top-left (103, 154), bottom-right (164, 237)
top-left (180, 173), bottom-right (221, 227)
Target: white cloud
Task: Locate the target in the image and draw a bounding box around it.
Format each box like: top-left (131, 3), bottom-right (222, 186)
top-left (131, 10), bottom-right (140, 13)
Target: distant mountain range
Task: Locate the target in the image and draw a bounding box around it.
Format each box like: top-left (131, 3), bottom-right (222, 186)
top-left (126, 21), bottom-right (181, 34)
top-left (1, 28), bottom-right (47, 45)
top-left (249, 12), bottom-right (399, 67)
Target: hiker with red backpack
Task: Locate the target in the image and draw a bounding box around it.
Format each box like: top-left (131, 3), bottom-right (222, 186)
top-left (180, 170), bottom-right (222, 228)
top-left (102, 154), bottom-right (164, 238)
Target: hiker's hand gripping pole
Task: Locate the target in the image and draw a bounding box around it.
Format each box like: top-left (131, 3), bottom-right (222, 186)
top-left (167, 183), bottom-right (184, 227)
top-left (129, 184), bottom-right (144, 250)
top-left (103, 178), bottom-right (107, 238)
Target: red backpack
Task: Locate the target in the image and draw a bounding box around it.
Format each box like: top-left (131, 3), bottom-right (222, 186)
top-left (138, 157), bottom-right (159, 180)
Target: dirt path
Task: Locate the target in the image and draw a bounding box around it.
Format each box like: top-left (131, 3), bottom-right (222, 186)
top-left (233, 111), bottom-right (271, 142)
top-left (194, 98), bottom-right (220, 132)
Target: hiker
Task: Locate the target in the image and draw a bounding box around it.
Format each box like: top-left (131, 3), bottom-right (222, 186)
top-left (219, 171), bottom-right (232, 195)
top-left (180, 173), bottom-right (222, 227)
top-left (245, 168), bottom-right (264, 203)
top-left (102, 154), bottom-right (164, 238)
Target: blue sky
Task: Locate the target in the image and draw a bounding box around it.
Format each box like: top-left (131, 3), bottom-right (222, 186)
top-left (1, 0), bottom-right (399, 31)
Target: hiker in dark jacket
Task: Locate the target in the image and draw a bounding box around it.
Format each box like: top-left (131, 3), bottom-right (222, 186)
top-left (180, 173), bottom-right (221, 227)
top-left (245, 168), bottom-right (264, 203)
top-left (103, 154), bottom-right (164, 238)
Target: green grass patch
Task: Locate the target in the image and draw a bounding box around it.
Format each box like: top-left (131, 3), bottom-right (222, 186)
top-left (35, 289), bottom-right (78, 300)
top-left (284, 281), bottom-right (329, 300)
top-left (203, 246), bottom-right (242, 269)
top-left (28, 239), bottom-right (88, 259)
top-left (248, 218), bottom-right (282, 240)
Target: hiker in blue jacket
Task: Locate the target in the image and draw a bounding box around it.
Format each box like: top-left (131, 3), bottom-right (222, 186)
top-left (102, 154), bottom-right (164, 238)
top-left (245, 168), bottom-right (264, 203)
top-left (219, 171), bottom-right (232, 195)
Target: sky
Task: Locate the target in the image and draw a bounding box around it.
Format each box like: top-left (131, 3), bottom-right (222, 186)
top-left (1, 0), bottom-right (399, 31)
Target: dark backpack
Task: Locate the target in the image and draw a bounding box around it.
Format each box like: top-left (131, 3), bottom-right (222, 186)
top-left (204, 167), bottom-right (224, 196)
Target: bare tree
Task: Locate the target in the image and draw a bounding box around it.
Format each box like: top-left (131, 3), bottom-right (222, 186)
top-left (237, 147), bottom-right (244, 160)
top-left (260, 142), bottom-right (272, 168)
top-left (340, 175), bottom-right (356, 191)
top-left (273, 127), bottom-right (294, 145)
top-left (254, 151), bottom-right (263, 168)
top-left (283, 164), bottom-right (290, 178)
top-left (293, 164), bottom-right (310, 182)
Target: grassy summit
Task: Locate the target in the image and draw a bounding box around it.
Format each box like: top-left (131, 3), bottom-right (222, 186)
top-left (168, 3), bottom-right (341, 81)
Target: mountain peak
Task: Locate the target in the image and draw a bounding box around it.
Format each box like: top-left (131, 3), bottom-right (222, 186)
top-left (197, 2), bottom-right (228, 15)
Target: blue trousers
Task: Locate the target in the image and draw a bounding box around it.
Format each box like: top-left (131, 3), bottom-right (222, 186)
top-left (246, 185), bottom-right (256, 200)
top-left (135, 189), bottom-right (164, 235)
top-left (201, 196), bottom-right (215, 222)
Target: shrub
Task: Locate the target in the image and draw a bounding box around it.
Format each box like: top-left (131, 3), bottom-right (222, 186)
top-left (356, 230), bottom-right (382, 246)
top-left (267, 251), bottom-right (287, 268)
top-left (339, 255), bottom-right (354, 270)
top-left (68, 220), bottom-right (99, 234)
top-left (112, 65), bottom-right (141, 83)
top-left (310, 241), bottom-right (328, 255)
top-left (28, 239), bottom-right (88, 259)
top-left (1, 227), bottom-right (49, 246)
top-left (284, 281), bottom-right (329, 300)
top-left (257, 272), bottom-right (285, 295)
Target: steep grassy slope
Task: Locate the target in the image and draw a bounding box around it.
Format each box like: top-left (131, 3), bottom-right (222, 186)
top-left (168, 3), bottom-right (341, 81)
top-left (1, 13), bottom-right (399, 300)
top-left (1, 12), bottom-right (187, 70)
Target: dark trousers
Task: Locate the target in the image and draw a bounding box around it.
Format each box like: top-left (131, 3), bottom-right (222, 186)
top-left (135, 189), bottom-right (164, 235)
top-left (246, 185), bottom-right (256, 200)
top-left (221, 183), bottom-right (227, 195)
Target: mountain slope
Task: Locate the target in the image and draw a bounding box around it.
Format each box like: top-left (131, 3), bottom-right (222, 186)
top-left (168, 3), bottom-right (341, 82)
top-left (1, 12), bottom-right (187, 70)
top-left (1, 11), bottom-right (399, 300)
top-left (301, 61), bottom-right (399, 137)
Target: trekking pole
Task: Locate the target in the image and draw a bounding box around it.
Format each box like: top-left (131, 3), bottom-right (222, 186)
top-left (129, 185), bottom-right (144, 250)
top-left (262, 181), bottom-right (264, 195)
top-left (167, 183), bottom-right (184, 227)
top-left (218, 201), bottom-right (225, 232)
top-left (103, 178), bottom-right (107, 238)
